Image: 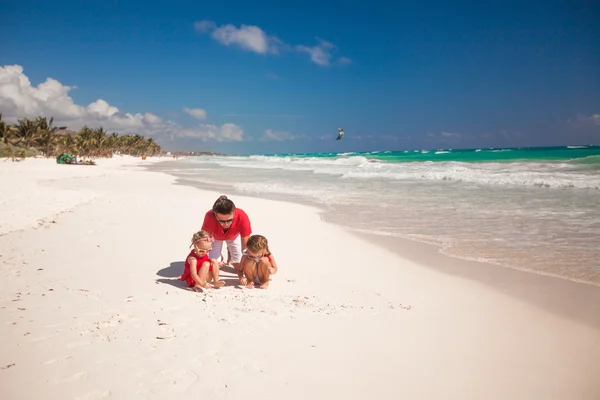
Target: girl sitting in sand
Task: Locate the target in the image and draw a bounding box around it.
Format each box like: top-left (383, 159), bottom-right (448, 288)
top-left (240, 234), bottom-right (278, 289)
top-left (180, 230), bottom-right (225, 290)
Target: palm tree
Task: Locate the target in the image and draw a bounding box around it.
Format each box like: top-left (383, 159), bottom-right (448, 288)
top-left (0, 113), bottom-right (14, 144)
top-left (12, 118), bottom-right (39, 149)
top-left (35, 116), bottom-right (59, 156)
top-left (91, 127), bottom-right (109, 157)
top-left (2, 112), bottom-right (164, 158)
top-left (107, 132), bottom-right (120, 154)
top-left (57, 134), bottom-right (79, 156)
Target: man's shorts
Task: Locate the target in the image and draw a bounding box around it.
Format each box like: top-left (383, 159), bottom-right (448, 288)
top-left (208, 238), bottom-right (242, 264)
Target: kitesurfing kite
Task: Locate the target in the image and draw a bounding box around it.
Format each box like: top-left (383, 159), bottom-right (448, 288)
top-left (336, 127), bottom-right (344, 140)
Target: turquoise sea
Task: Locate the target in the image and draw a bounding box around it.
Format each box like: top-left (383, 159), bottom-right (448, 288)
top-left (273, 145), bottom-right (600, 165)
top-left (156, 145), bottom-right (600, 285)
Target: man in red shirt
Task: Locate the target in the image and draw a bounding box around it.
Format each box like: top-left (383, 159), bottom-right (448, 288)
top-left (201, 195), bottom-right (252, 285)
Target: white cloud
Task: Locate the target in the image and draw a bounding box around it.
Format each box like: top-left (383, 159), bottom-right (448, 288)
top-left (0, 64), bottom-right (166, 133)
top-left (194, 21), bottom-right (350, 66)
top-left (195, 20), bottom-right (280, 54)
top-left (87, 99), bottom-right (119, 117)
top-left (427, 131), bottom-right (462, 139)
top-left (262, 129), bottom-right (298, 141)
top-left (441, 131), bottom-right (462, 138)
top-left (296, 45), bottom-right (331, 66)
top-left (180, 123), bottom-right (244, 142)
top-left (183, 107), bottom-right (207, 120)
top-left (0, 64), bottom-right (244, 142)
top-left (569, 113), bottom-right (600, 128)
top-left (296, 38), bottom-right (338, 66)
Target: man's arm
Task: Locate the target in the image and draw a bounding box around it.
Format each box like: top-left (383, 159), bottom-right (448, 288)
top-left (240, 235), bottom-right (249, 252)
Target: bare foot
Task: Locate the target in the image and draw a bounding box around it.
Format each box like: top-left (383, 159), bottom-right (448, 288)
top-left (259, 281), bottom-right (270, 289)
top-left (213, 281), bottom-right (225, 289)
top-left (245, 281), bottom-right (255, 289)
top-left (198, 282), bottom-right (212, 289)
top-left (239, 277), bottom-right (248, 286)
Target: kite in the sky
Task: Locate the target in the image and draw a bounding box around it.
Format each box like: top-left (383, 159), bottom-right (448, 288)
top-left (336, 127), bottom-right (344, 140)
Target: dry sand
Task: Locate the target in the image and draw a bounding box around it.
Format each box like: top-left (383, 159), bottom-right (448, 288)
top-left (1, 157), bottom-right (599, 400)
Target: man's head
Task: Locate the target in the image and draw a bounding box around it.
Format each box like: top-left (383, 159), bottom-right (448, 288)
top-left (213, 195), bottom-right (236, 227)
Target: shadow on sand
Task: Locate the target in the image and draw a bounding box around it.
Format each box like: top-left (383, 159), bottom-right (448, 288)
top-left (155, 261), bottom-right (241, 290)
top-left (157, 261), bottom-right (185, 278)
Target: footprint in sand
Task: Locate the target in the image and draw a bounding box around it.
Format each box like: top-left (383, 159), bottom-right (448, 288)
top-left (67, 341), bottom-right (91, 348)
top-left (44, 321), bottom-right (67, 329)
top-left (27, 334), bottom-right (54, 343)
top-left (96, 352), bottom-right (133, 365)
top-left (56, 371), bottom-right (89, 383)
top-left (75, 390), bottom-right (111, 400)
top-left (44, 355), bottom-right (73, 365)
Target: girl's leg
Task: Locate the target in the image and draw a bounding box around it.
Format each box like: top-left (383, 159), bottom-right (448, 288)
top-left (211, 260), bottom-right (225, 288)
top-left (241, 258), bottom-right (257, 288)
top-left (257, 259), bottom-right (272, 289)
top-left (195, 263), bottom-right (212, 289)
top-left (208, 240), bottom-right (225, 266)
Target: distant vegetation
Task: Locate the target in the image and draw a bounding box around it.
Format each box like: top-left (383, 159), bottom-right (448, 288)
top-left (0, 112), bottom-right (162, 159)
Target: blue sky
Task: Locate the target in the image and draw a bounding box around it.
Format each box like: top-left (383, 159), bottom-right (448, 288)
top-left (1, 0), bottom-right (599, 154)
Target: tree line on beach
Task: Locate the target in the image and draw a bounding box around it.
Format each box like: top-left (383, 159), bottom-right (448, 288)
top-left (0, 112), bottom-right (162, 159)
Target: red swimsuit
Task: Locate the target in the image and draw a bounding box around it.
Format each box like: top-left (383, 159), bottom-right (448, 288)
top-left (180, 250), bottom-right (211, 287)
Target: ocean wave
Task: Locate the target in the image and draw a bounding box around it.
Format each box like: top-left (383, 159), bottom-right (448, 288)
top-left (186, 154), bottom-right (599, 189)
top-left (233, 182), bottom-right (339, 204)
top-left (569, 155), bottom-right (600, 165)
top-left (342, 167), bottom-right (599, 190)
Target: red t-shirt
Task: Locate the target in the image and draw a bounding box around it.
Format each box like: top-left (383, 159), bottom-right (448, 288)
top-left (180, 250), bottom-right (211, 287)
top-left (201, 208), bottom-right (252, 241)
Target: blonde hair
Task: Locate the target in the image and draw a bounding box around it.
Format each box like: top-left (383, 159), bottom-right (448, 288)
top-left (191, 230), bottom-right (213, 247)
top-left (246, 234), bottom-right (270, 255)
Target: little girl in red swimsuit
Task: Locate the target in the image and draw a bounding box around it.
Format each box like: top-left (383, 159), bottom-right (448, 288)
top-left (180, 230), bottom-right (225, 290)
top-left (240, 234), bottom-right (278, 289)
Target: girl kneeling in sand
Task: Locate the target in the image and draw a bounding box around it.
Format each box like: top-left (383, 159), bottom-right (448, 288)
top-left (241, 235), bottom-right (278, 289)
top-left (180, 230), bottom-right (225, 290)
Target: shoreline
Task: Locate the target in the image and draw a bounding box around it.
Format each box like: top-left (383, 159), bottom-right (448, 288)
top-left (352, 230), bottom-right (600, 330)
top-left (148, 161), bottom-right (600, 330)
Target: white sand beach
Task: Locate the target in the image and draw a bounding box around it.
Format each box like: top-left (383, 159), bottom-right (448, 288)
top-left (1, 157), bottom-right (599, 400)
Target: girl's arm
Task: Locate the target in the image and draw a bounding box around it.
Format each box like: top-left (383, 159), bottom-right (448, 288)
top-left (268, 254), bottom-right (278, 275)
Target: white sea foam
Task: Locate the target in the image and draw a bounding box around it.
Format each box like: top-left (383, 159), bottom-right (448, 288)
top-left (189, 155), bottom-right (599, 190)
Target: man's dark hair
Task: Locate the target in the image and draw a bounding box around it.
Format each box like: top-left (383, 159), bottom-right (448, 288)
top-left (212, 195), bottom-right (236, 215)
